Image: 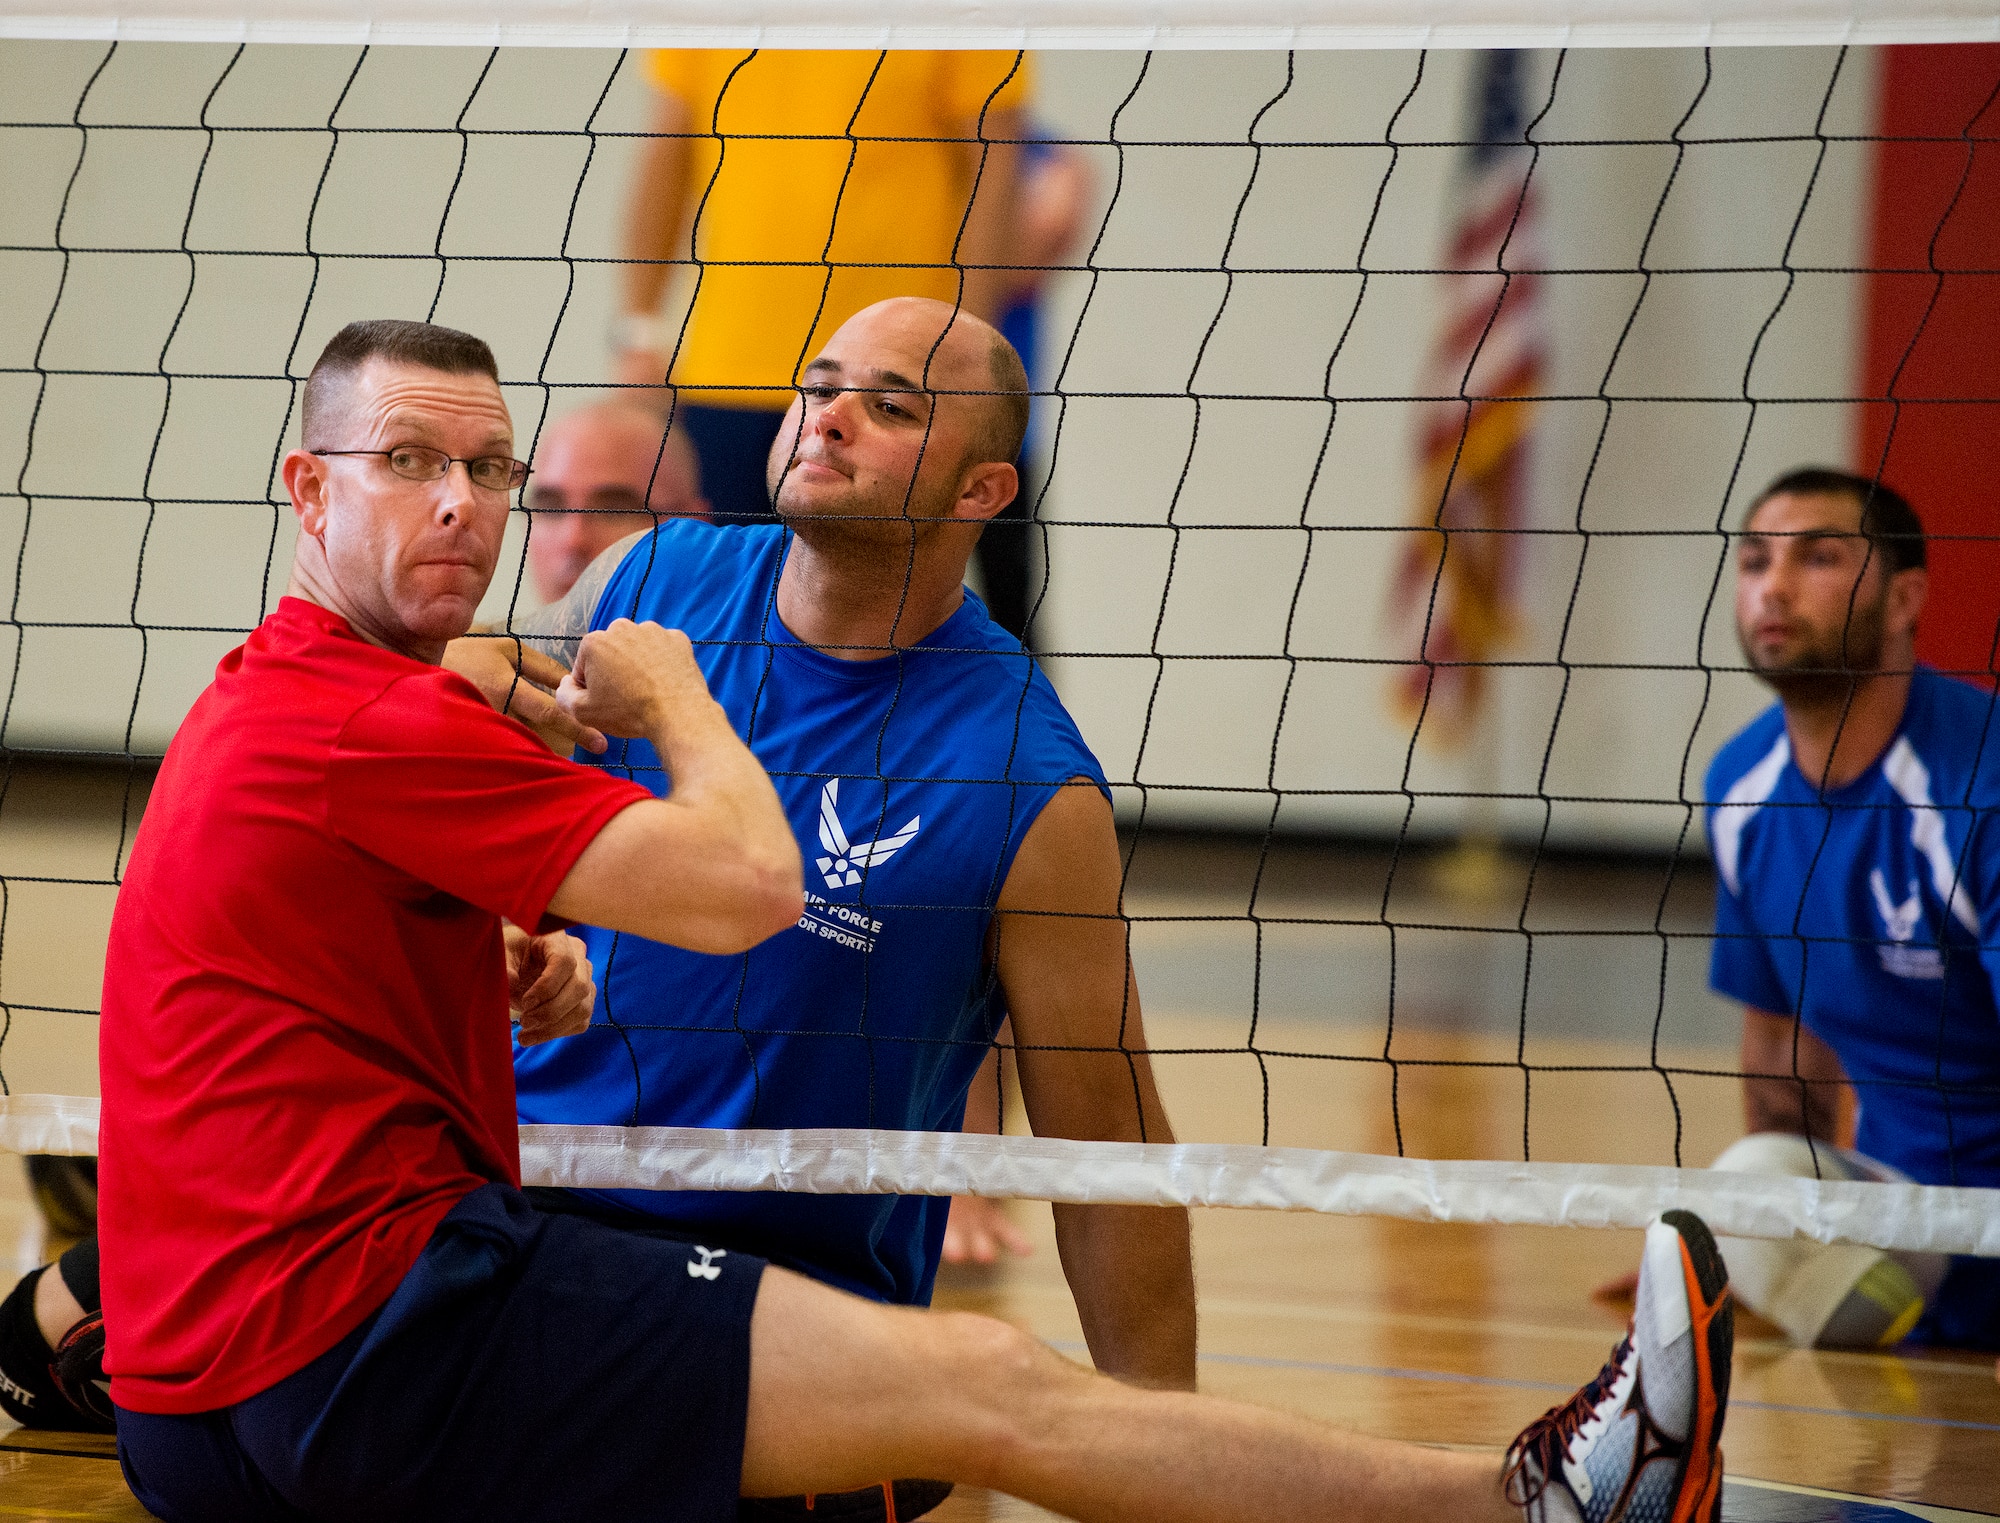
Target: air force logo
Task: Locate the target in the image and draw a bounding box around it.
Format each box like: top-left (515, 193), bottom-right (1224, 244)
top-left (1870, 868), bottom-right (1945, 980)
top-left (816, 779), bottom-right (921, 891)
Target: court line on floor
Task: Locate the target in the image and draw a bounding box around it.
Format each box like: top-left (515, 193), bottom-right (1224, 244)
top-left (1733, 1476), bottom-right (2000, 1523)
top-left (1199, 1293), bottom-right (2000, 1379)
top-left (1047, 1342), bottom-right (2000, 1434)
top-left (1028, 1282), bottom-right (1999, 1380)
top-left (0, 1440), bottom-right (119, 1461)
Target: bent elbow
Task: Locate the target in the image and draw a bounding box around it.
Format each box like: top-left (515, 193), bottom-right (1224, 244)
top-left (690, 851), bottom-right (804, 956)
top-left (746, 858), bottom-right (806, 945)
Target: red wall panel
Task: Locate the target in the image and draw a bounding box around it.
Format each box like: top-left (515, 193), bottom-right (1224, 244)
top-left (1860, 45), bottom-right (2000, 683)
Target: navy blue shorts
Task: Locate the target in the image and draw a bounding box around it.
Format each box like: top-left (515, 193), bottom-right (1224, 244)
top-left (115, 1183), bottom-right (766, 1523)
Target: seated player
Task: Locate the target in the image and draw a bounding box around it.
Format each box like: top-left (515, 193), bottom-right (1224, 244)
top-left (532, 387), bottom-right (1024, 1271)
top-left (521, 399), bottom-right (708, 607)
top-left (1, 313), bottom-right (1117, 1485)
top-left (487, 297), bottom-right (1195, 1392)
top-left (0, 397), bottom-right (703, 1437)
top-left (86, 317), bottom-right (1727, 1523)
top-left (1705, 468), bottom-right (1999, 1352)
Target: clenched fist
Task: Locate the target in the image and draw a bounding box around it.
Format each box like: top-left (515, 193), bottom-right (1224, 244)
top-left (506, 927), bottom-right (596, 1046)
top-left (555, 619), bottom-right (721, 743)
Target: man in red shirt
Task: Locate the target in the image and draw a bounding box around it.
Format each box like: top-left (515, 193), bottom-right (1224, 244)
top-left (93, 317), bottom-right (1731, 1523)
top-left (99, 318), bottom-right (803, 1517)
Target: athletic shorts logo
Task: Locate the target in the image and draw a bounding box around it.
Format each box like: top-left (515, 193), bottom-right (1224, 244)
top-left (1870, 868), bottom-right (1945, 980)
top-left (688, 1245), bottom-right (726, 1281)
top-left (815, 779), bottom-right (920, 891)
top-left (0, 1366), bottom-right (34, 1409)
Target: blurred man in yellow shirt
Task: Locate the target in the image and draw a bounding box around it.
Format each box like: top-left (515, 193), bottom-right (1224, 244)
top-left (616, 50), bottom-right (1027, 526)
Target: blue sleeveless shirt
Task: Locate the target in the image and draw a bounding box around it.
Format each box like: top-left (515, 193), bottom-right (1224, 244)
top-left (512, 519), bottom-right (1108, 1305)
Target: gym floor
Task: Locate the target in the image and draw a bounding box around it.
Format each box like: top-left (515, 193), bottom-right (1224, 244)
top-left (0, 771), bottom-right (1994, 1519)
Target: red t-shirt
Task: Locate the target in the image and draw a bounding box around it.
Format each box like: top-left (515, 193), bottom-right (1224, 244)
top-left (99, 598), bottom-right (649, 1414)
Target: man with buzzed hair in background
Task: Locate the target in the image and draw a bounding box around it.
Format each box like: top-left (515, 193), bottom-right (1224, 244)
top-left (521, 400), bottom-right (709, 608)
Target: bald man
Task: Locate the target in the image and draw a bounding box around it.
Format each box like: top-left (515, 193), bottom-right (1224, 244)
top-left (448, 298), bottom-right (1735, 1523)
top-left (524, 401), bottom-right (708, 606)
top-left (485, 298), bottom-right (1196, 1389)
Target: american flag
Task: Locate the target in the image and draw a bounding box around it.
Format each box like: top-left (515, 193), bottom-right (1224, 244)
top-left (1389, 50), bottom-right (1546, 743)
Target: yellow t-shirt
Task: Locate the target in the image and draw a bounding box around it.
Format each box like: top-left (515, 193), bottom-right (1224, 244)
top-left (645, 49), bottom-right (1032, 409)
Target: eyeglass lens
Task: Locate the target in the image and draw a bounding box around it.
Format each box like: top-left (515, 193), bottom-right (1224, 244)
top-left (385, 446), bottom-right (525, 491)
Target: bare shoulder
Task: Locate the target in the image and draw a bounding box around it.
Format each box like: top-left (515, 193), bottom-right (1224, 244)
top-left (517, 530), bottom-right (649, 666)
top-left (999, 779), bottom-right (1119, 913)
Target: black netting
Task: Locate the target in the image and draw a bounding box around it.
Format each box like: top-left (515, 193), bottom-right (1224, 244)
top-left (2, 39), bottom-right (1995, 1208)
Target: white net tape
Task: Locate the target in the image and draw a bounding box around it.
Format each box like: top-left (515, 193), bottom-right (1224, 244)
top-left (0, 1), bottom-right (1996, 49)
top-left (6, 1095), bottom-right (1995, 1254)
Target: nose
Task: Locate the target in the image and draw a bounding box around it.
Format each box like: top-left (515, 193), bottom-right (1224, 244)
top-left (810, 390), bottom-right (854, 443)
top-left (434, 459), bottom-right (481, 527)
top-left (546, 512), bottom-right (588, 555)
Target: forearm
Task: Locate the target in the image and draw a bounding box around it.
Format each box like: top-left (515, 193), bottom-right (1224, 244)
top-left (622, 126), bottom-right (689, 317)
top-left (1740, 1007), bottom-right (1847, 1141)
top-left (1742, 1073), bottom-right (1843, 1140)
top-left (953, 118), bottom-right (1021, 324)
top-left (1026, 1045), bottom-right (1195, 1385)
top-left (647, 697), bottom-right (800, 898)
top-left (1053, 1202), bottom-right (1197, 1390)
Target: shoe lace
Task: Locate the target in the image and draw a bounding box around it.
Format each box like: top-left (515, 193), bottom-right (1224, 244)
top-left (1501, 1335), bottom-right (1632, 1508)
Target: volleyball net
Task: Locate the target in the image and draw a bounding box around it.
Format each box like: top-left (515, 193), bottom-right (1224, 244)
top-left (0, 4), bottom-right (1996, 1256)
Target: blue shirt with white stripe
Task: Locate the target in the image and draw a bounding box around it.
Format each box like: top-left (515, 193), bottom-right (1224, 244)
top-left (512, 519), bottom-right (1108, 1306)
top-left (1705, 666), bottom-right (2000, 1189)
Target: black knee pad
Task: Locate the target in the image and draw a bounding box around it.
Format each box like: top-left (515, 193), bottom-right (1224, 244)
top-left (0, 1264), bottom-right (114, 1432)
top-left (0, 1267), bottom-right (61, 1428)
top-left (57, 1234), bottom-right (102, 1315)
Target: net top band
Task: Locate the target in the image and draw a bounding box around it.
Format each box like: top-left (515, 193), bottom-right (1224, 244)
top-left (1, 0), bottom-right (1995, 50)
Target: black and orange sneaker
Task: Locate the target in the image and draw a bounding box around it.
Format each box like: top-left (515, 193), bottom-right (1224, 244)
top-left (1503, 1211), bottom-right (1732, 1522)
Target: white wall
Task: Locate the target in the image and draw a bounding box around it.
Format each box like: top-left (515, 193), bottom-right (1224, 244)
top-left (1027, 47), bottom-right (1875, 847)
top-left (0, 41), bottom-right (1876, 848)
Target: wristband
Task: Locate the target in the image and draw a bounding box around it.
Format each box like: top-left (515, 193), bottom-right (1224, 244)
top-left (610, 311), bottom-right (669, 355)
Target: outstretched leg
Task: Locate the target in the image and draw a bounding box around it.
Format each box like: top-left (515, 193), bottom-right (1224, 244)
top-left (742, 1264), bottom-right (1510, 1522)
top-left (740, 1212), bottom-right (1734, 1523)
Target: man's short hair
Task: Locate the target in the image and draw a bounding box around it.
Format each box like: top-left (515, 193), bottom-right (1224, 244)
top-left (302, 320), bottom-right (500, 449)
top-left (1749, 466), bottom-right (1926, 574)
top-left (974, 333), bottom-right (1031, 468)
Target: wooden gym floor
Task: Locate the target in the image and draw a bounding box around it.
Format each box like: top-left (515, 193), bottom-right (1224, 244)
top-left (0, 770), bottom-right (1994, 1519)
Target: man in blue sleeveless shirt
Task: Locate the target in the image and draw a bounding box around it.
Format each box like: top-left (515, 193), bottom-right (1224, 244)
top-left (503, 299), bottom-right (1194, 1379)
top-left (450, 299), bottom-right (1191, 1517)
top-left (1704, 468), bottom-right (2000, 1357)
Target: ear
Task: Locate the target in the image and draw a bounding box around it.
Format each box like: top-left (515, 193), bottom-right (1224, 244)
top-left (282, 449), bottom-right (331, 538)
top-left (1887, 564), bottom-right (1928, 636)
top-left (950, 459), bottom-right (1018, 524)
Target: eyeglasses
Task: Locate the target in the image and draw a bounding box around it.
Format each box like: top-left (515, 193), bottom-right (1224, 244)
top-left (312, 445), bottom-right (528, 493)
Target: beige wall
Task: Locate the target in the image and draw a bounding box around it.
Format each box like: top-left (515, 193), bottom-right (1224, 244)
top-left (0, 41), bottom-right (1875, 848)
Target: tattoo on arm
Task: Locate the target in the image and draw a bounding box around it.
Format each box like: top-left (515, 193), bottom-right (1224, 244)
top-left (516, 530), bottom-right (648, 667)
